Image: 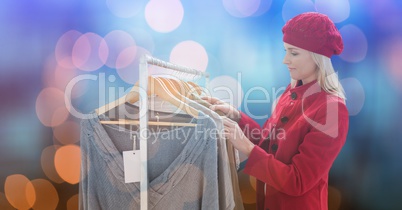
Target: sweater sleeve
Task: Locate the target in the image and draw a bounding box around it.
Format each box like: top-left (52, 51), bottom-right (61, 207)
top-left (237, 111), bottom-right (262, 145)
top-left (243, 100), bottom-right (349, 196)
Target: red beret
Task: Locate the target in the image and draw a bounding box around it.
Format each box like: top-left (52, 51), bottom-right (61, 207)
top-left (282, 12), bottom-right (343, 58)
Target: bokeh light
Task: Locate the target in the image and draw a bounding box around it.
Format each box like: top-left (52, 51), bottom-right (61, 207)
top-left (328, 185), bottom-right (342, 210)
top-left (339, 24), bottom-right (368, 63)
top-left (125, 28), bottom-right (155, 53)
top-left (55, 30), bottom-right (83, 68)
top-left (148, 64), bottom-right (177, 78)
top-left (67, 194), bottom-right (79, 210)
top-left (170, 40), bottom-right (208, 72)
top-left (282, 0), bottom-right (315, 22)
top-left (238, 172), bottom-right (256, 204)
top-left (315, 0), bottom-right (350, 23)
top-left (43, 54), bottom-right (88, 99)
top-left (4, 174), bottom-right (36, 210)
top-left (35, 87), bottom-right (69, 127)
top-left (54, 145), bottom-right (81, 185)
top-left (72, 32), bottom-right (108, 71)
top-left (222, 0), bottom-right (261, 18)
top-left (144, 0), bottom-right (184, 33)
top-left (116, 46), bottom-right (151, 84)
top-left (53, 63), bottom-right (78, 88)
top-left (0, 192), bottom-right (14, 210)
top-left (341, 77), bottom-right (365, 116)
top-left (53, 120), bottom-right (80, 145)
top-left (54, 64), bottom-right (87, 99)
top-left (115, 46), bottom-right (137, 70)
top-left (30, 179), bottom-right (59, 210)
top-left (251, 0), bottom-right (273, 17)
top-left (43, 54), bottom-right (69, 89)
top-left (106, 0), bottom-right (145, 18)
top-left (103, 30), bottom-right (137, 69)
top-left (41, 145), bottom-right (64, 184)
top-left (208, 75), bottom-right (244, 108)
top-left (249, 175), bottom-right (257, 191)
top-left (380, 36), bottom-right (402, 92)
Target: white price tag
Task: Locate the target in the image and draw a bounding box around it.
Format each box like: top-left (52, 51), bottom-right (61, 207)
top-left (123, 150), bottom-right (141, 183)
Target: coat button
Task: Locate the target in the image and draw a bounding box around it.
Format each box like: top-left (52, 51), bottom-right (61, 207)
top-left (281, 116), bottom-right (289, 123)
top-left (271, 144), bottom-right (278, 152)
top-left (291, 92), bottom-right (297, 100)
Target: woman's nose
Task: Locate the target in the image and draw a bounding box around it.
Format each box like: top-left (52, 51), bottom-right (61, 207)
top-left (283, 54), bottom-right (290, 64)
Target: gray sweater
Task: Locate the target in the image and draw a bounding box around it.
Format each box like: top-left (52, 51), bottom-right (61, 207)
top-left (79, 109), bottom-right (219, 210)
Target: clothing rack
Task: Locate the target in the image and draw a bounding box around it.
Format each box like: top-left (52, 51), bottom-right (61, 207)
top-left (138, 54), bottom-right (210, 210)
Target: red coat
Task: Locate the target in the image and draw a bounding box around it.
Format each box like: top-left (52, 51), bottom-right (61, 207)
top-left (238, 81), bottom-right (349, 210)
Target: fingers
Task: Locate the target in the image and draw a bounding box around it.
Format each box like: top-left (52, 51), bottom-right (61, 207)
top-left (210, 104), bottom-right (228, 112)
top-left (222, 118), bottom-right (233, 140)
top-left (222, 116), bottom-right (236, 128)
top-left (223, 117), bottom-right (243, 144)
top-left (223, 126), bottom-right (230, 137)
top-left (201, 96), bottom-right (224, 105)
top-left (201, 96), bottom-right (239, 120)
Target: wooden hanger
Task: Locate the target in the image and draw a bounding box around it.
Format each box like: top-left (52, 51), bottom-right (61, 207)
top-left (165, 78), bottom-right (196, 101)
top-left (166, 78), bottom-right (226, 116)
top-left (187, 81), bottom-right (203, 95)
top-left (181, 80), bottom-right (195, 97)
top-left (158, 78), bottom-right (192, 101)
top-left (96, 76), bottom-right (199, 126)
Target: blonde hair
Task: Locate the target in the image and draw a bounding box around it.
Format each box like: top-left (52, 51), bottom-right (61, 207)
top-left (291, 52), bottom-right (346, 101)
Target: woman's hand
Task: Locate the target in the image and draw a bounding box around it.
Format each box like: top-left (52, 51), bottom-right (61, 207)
top-left (201, 96), bottom-right (241, 121)
top-left (222, 117), bottom-right (255, 157)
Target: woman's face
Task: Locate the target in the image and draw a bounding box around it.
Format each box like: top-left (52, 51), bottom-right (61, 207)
top-left (283, 42), bottom-right (318, 84)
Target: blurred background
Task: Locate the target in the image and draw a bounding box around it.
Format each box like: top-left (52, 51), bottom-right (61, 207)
top-left (1, 0), bottom-right (402, 209)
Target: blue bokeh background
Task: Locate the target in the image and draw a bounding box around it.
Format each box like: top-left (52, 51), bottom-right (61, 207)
top-left (1, 0), bottom-right (402, 209)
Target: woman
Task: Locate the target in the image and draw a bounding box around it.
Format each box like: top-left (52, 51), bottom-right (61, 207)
top-left (204, 12), bottom-right (349, 210)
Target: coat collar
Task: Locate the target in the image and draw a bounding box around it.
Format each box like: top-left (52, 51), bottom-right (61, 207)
top-left (288, 80), bottom-right (321, 100)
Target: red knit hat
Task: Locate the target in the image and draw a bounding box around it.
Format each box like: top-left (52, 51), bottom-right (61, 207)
top-left (282, 12), bottom-right (343, 58)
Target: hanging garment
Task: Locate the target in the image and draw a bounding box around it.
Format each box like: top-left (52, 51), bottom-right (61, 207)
top-left (138, 96), bottom-right (238, 210)
top-left (131, 97), bottom-right (242, 210)
top-left (79, 104), bottom-right (219, 210)
top-left (188, 101), bottom-right (244, 210)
